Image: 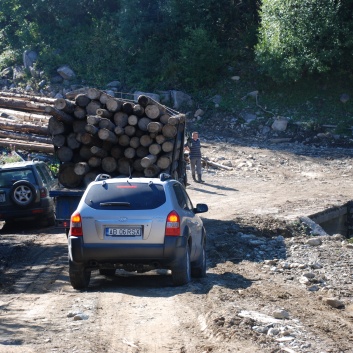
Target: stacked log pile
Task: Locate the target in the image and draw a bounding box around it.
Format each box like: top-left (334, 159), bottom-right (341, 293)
top-left (0, 89), bottom-right (186, 188)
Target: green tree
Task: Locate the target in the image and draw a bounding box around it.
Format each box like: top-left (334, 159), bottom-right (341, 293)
top-left (255, 0), bottom-right (342, 82)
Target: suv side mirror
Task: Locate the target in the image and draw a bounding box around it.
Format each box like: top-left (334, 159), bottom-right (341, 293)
top-left (194, 203), bottom-right (208, 214)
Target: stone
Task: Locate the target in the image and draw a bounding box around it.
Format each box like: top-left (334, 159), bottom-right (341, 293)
top-left (340, 93), bottom-right (350, 103)
top-left (307, 238), bottom-right (322, 246)
top-left (231, 76), bottom-right (240, 81)
top-left (170, 90), bottom-right (193, 109)
top-left (106, 80), bottom-right (121, 88)
top-left (271, 117), bottom-right (289, 132)
top-left (194, 108), bottom-right (204, 117)
top-left (57, 65), bottom-right (76, 80)
top-left (323, 297), bottom-right (344, 308)
top-left (273, 309), bottom-right (289, 319)
top-left (23, 50), bottom-right (38, 69)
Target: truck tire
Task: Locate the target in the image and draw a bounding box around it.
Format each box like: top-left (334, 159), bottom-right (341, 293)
top-left (10, 180), bottom-right (36, 207)
top-left (69, 260), bottom-right (91, 289)
top-left (172, 244), bottom-right (191, 286)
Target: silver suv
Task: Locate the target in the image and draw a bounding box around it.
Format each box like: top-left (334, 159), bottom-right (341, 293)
top-left (68, 174), bottom-right (208, 289)
top-left (0, 161), bottom-right (56, 225)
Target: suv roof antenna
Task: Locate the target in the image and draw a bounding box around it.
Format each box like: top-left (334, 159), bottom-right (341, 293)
top-left (129, 166), bottom-right (132, 179)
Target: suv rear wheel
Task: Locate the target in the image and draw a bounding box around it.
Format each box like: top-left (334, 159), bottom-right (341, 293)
top-left (172, 244), bottom-right (191, 286)
top-left (191, 245), bottom-right (206, 278)
top-left (10, 181), bottom-right (36, 207)
top-left (69, 260), bottom-right (91, 289)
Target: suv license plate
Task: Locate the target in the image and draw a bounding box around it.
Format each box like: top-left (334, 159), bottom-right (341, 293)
top-left (0, 193), bottom-right (5, 202)
top-left (105, 227), bottom-right (142, 237)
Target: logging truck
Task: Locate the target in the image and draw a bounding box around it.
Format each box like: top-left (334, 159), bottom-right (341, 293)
top-left (48, 90), bottom-right (188, 235)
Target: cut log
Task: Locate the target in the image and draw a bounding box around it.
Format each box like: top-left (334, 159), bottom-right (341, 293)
top-left (138, 117), bottom-right (152, 131)
top-left (162, 140), bottom-right (175, 152)
top-left (141, 154), bottom-right (157, 168)
top-left (122, 102), bottom-right (134, 115)
top-left (102, 156), bottom-right (117, 173)
top-left (99, 118), bottom-right (115, 131)
top-left (0, 97), bottom-right (48, 113)
top-left (117, 157), bottom-right (132, 175)
top-left (155, 134), bottom-right (166, 145)
top-left (106, 98), bottom-right (122, 112)
top-left (111, 145), bottom-right (123, 159)
top-left (0, 130), bottom-right (51, 144)
top-left (149, 143), bottom-right (162, 155)
top-left (147, 121), bottom-right (162, 133)
top-left (133, 104), bottom-right (145, 117)
top-left (67, 133), bottom-right (81, 149)
top-left (87, 88), bottom-right (101, 100)
top-left (73, 120), bottom-right (87, 134)
top-left (84, 171), bottom-right (99, 186)
top-left (98, 128), bottom-right (118, 144)
top-left (0, 117), bottom-right (49, 135)
top-left (52, 134), bottom-right (66, 147)
top-left (74, 106), bottom-right (87, 119)
top-left (137, 95), bottom-right (154, 107)
top-left (145, 104), bottom-right (160, 120)
top-left (75, 94), bottom-right (91, 107)
top-left (54, 98), bottom-right (75, 113)
top-left (144, 164), bottom-right (160, 177)
top-left (0, 108), bottom-right (50, 125)
top-left (114, 125), bottom-right (125, 136)
top-left (128, 114), bottom-right (138, 126)
top-left (48, 116), bottom-right (66, 135)
top-left (96, 108), bottom-right (113, 119)
top-left (157, 154), bottom-right (172, 169)
top-left (118, 134), bottom-right (130, 147)
top-left (79, 145), bottom-right (94, 160)
top-left (80, 132), bottom-right (100, 146)
top-left (124, 125), bottom-right (136, 136)
top-left (86, 100), bottom-right (102, 115)
top-left (85, 124), bottom-right (99, 135)
top-left (129, 136), bottom-right (140, 149)
top-left (133, 158), bottom-right (144, 172)
top-left (88, 156), bottom-right (102, 168)
top-left (124, 147), bottom-right (136, 159)
top-left (74, 162), bottom-right (90, 176)
top-left (0, 92), bottom-right (56, 104)
top-left (90, 146), bottom-right (108, 158)
top-left (140, 134), bottom-right (153, 147)
top-left (99, 92), bottom-right (112, 105)
top-left (57, 146), bottom-right (74, 162)
top-left (202, 158), bottom-right (233, 170)
top-left (0, 139), bottom-right (54, 153)
top-left (87, 115), bottom-right (103, 125)
top-left (114, 112), bottom-right (128, 127)
top-left (160, 114), bottom-right (171, 124)
top-left (58, 162), bottom-right (83, 188)
top-left (136, 146), bottom-right (149, 158)
top-left (162, 124), bottom-right (177, 138)
top-left (44, 106), bottom-right (74, 124)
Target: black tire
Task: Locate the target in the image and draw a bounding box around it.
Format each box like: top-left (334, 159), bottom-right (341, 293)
top-left (99, 269), bottom-right (116, 276)
top-left (172, 245), bottom-right (191, 286)
top-left (191, 245), bottom-right (207, 278)
top-left (69, 260), bottom-right (91, 289)
top-left (10, 180), bottom-right (36, 207)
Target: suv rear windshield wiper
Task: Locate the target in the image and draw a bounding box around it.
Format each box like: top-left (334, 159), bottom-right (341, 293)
top-left (99, 202), bottom-right (131, 207)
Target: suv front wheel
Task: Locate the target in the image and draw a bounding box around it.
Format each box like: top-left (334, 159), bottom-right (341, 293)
top-left (10, 180), bottom-right (36, 207)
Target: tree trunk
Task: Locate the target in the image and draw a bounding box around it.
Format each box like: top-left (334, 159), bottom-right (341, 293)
top-left (0, 139), bottom-right (53, 153)
top-left (140, 134), bottom-right (153, 147)
top-left (145, 104), bottom-right (160, 120)
top-left (0, 97), bottom-right (48, 113)
top-left (54, 98), bottom-right (75, 113)
top-left (114, 111), bottom-right (128, 127)
top-left (1, 108), bottom-right (50, 124)
top-left (99, 118), bottom-right (115, 131)
top-left (74, 162), bottom-right (90, 176)
top-left (87, 88), bottom-right (101, 100)
top-left (98, 128), bottom-right (118, 144)
top-left (85, 124), bottom-right (99, 135)
top-left (133, 104), bottom-right (145, 117)
top-left (0, 129), bottom-right (51, 144)
top-left (0, 92), bottom-right (56, 104)
top-left (157, 154), bottom-right (172, 169)
top-left (111, 145), bottom-right (123, 159)
top-left (74, 106), bottom-right (87, 119)
top-left (90, 146), bottom-right (108, 158)
top-left (129, 136), bottom-right (140, 149)
top-left (88, 156), bottom-right (102, 168)
top-left (75, 94), bottom-right (91, 107)
top-left (124, 125), bottom-right (136, 136)
top-left (162, 140), bottom-right (175, 152)
top-left (0, 117), bottom-right (49, 135)
top-left (87, 115), bottom-right (103, 125)
top-left (122, 102), bottom-right (134, 115)
top-left (44, 106), bottom-right (74, 124)
top-left (106, 98), bottom-right (122, 112)
top-left (117, 157), bottom-right (132, 175)
top-left (86, 100), bottom-right (102, 116)
top-left (96, 108), bottom-right (112, 119)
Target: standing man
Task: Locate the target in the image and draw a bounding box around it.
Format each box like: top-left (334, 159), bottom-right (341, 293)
top-left (185, 131), bottom-right (205, 183)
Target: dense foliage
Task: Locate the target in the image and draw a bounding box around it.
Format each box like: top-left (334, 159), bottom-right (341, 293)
top-left (0, 0), bottom-right (353, 90)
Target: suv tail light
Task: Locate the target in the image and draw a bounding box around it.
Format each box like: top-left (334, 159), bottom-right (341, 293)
top-left (165, 211), bottom-right (180, 236)
top-left (40, 187), bottom-right (47, 198)
top-left (70, 212), bottom-right (83, 236)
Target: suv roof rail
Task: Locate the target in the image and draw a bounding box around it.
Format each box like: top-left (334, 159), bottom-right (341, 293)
top-left (95, 174), bottom-right (111, 181)
top-left (159, 173), bottom-right (171, 182)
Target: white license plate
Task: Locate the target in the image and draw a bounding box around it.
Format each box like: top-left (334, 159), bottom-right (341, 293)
top-left (0, 193), bottom-right (5, 202)
top-left (105, 226), bottom-right (142, 237)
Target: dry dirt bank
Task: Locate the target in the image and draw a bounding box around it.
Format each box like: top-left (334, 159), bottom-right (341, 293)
top-left (1, 137), bottom-right (353, 353)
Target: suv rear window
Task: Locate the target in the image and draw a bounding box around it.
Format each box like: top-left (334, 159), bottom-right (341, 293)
top-left (0, 169), bottom-right (37, 187)
top-left (84, 182), bottom-right (166, 210)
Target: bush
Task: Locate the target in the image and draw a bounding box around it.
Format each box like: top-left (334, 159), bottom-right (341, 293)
top-left (255, 0), bottom-right (342, 82)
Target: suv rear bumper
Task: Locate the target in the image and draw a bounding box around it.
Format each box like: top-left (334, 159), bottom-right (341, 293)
top-left (69, 236), bottom-right (188, 268)
top-left (0, 205), bottom-right (54, 221)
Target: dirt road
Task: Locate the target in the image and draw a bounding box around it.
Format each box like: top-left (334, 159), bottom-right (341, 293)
top-left (1, 137), bottom-right (353, 353)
